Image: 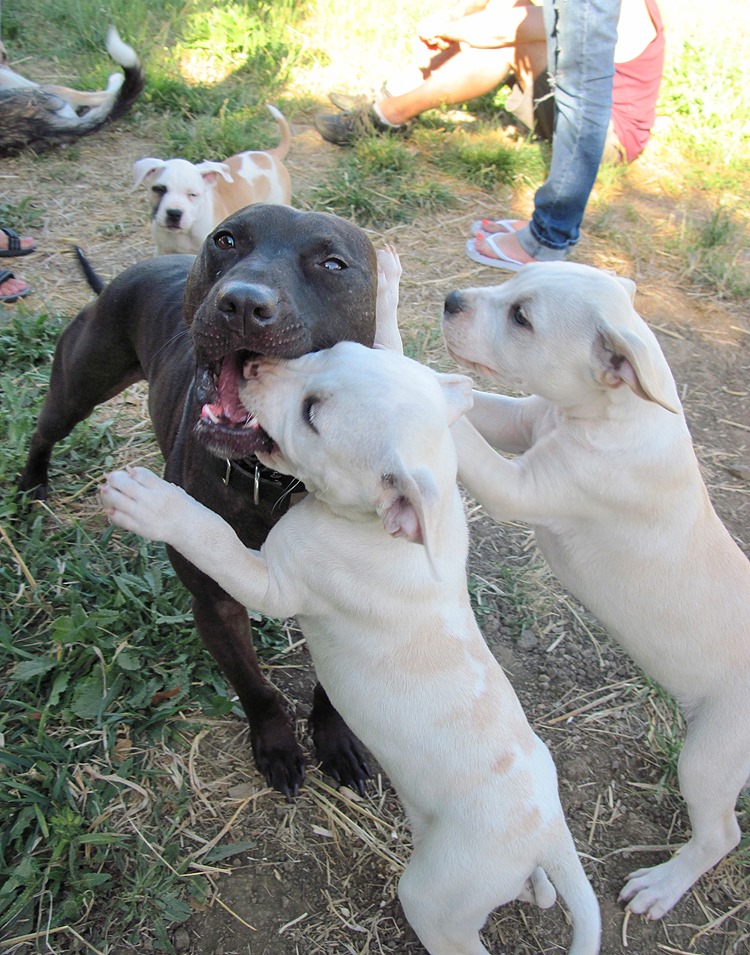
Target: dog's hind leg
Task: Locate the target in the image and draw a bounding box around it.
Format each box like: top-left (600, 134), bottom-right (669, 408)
top-left (620, 700), bottom-right (748, 919)
top-left (18, 307), bottom-right (143, 499)
top-left (309, 683), bottom-right (370, 795)
top-left (398, 840), bottom-right (515, 955)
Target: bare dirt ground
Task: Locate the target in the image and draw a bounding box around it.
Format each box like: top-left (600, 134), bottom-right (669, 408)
top-left (3, 108), bottom-right (749, 955)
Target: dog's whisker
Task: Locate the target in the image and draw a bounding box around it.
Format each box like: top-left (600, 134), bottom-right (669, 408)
top-left (273, 478), bottom-right (303, 512)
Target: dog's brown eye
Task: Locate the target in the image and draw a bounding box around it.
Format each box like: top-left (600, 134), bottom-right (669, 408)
top-left (510, 303), bottom-right (532, 329)
top-left (322, 257), bottom-right (347, 271)
top-left (214, 231), bottom-right (235, 251)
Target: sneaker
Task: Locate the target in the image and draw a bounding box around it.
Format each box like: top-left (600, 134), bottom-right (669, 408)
top-left (328, 85), bottom-right (392, 112)
top-left (314, 104), bottom-right (407, 147)
top-left (328, 91), bottom-right (370, 112)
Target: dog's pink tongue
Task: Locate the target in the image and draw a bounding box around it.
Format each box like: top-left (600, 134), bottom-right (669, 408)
top-left (200, 361), bottom-right (252, 426)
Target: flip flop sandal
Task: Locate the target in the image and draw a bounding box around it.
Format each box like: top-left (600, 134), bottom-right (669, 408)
top-left (0, 268), bottom-right (32, 303)
top-left (0, 227), bottom-right (37, 258)
top-left (465, 235), bottom-right (528, 272)
top-left (469, 218), bottom-right (521, 237)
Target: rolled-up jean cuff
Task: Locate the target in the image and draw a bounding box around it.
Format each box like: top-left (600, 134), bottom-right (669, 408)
top-left (517, 224), bottom-right (569, 261)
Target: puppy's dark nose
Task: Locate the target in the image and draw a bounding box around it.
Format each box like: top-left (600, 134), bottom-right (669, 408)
top-left (216, 281), bottom-right (279, 327)
top-left (165, 208), bottom-right (182, 225)
top-left (443, 290), bottom-right (467, 317)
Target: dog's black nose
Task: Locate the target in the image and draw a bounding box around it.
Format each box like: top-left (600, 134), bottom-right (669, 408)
top-left (216, 281), bottom-right (279, 327)
top-left (165, 208), bottom-right (182, 224)
top-left (443, 290), bottom-right (466, 316)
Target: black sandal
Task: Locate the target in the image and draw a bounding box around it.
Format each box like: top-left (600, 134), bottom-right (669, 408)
top-left (0, 227), bottom-right (37, 258)
top-left (0, 268), bottom-right (32, 302)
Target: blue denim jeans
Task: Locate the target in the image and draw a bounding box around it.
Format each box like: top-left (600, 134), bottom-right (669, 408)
top-left (517, 0), bottom-right (621, 260)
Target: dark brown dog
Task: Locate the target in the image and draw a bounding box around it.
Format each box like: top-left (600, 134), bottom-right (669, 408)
top-left (18, 204), bottom-right (377, 798)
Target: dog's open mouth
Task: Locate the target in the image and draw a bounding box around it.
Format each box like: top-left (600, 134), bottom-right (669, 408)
top-left (193, 351), bottom-right (274, 458)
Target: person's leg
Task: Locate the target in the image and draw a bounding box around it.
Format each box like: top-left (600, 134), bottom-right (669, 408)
top-left (316, 0), bottom-right (547, 145)
top-left (522, 0), bottom-right (621, 257)
top-left (474, 0), bottom-right (620, 265)
top-left (377, 46), bottom-right (518, 125)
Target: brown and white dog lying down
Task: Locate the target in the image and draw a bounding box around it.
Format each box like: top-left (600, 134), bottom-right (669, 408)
top-left (0, 26), bottom-right (144, 157)
top-left (440, 262), bottom-right (750, 921)
top-left (133, 105), bottom-right (293, 255)
top-left (100, 301), bottom-right (602, 953)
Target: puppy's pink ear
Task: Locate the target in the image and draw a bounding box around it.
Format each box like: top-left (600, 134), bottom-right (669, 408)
top-left (194, 161), bottom-right (234, 185)
top-left (595, 325), bottom-right (680, 414)
top-left (376, 463), bottom-right (441, 579)
top-left (133, 158), bottom-right (165, 188)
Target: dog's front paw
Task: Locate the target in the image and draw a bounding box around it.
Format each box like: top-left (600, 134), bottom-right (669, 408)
top-left (619, 856), bottom-right (694, 920)
top-left (375, 245), bottom-right (403, 354)
top-left (101, 466), bottom-right (186, 543)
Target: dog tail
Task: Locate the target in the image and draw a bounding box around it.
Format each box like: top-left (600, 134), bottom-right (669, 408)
top-left (58, 26), bottom-right (144, 133)
top-left (265, 104), bottom-right (292, 161)
top-left (541, 836), bottom-right (601, 955)
top-left (73, 246), bottom-right (106, 296)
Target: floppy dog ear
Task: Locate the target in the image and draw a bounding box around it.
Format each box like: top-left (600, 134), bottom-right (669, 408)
top-left (595, 324), bottom-right (680, 414)
top-left (435, 371), bottom-right (474, 425)
top-left (614, 275), bottom-right (636, 304)
top-left (194, 161), bottom-right (234, 185)
top-left (376, 463), bottom-right (442, 580)
top-left (133, 158), bottom-right (165, 188)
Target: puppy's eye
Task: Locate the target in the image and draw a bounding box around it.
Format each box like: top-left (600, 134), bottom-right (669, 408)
top-left (321, 257), bottom-right (347, 271)
top-left (214, 231), bottom-right (235, 251)
top-left (302, 395), bottom-right (320, 432)
top-left (510, 303), bottom-right (532, 329)
top-left (152, 184), bottom-right (166, 195)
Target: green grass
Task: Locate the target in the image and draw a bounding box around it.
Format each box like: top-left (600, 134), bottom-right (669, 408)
top-left (0, 312), bottom-right (286, 948)
top-left (2, 0), bottom-right (749, 948)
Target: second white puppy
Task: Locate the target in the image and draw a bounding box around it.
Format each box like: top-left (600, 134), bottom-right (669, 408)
top-left (101, 327), bottom-right (600, 952)
top-left (442, 261), bottom-right (750, 921)
top-left (133, 105), bottom-right (292, 255)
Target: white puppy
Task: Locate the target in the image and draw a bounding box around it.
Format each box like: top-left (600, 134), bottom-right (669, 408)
top-left (101, 295), bottom-right (600, 952)
top-left (441, 261), bottom-right (750, 921)
top-left (133, 105), bottom-right (292, 255)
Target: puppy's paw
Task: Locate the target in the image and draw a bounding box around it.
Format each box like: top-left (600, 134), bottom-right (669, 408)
top-left (375, 245), bottom-right (403, 354)
top-left (100, 465), bottom-right (187, 544)
top-left (619, 857), bottom-right (692, 920)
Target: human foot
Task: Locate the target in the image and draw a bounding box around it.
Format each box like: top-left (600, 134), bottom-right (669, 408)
top-left (0, 268), bottom-right (31, 302)
top-left (0, 227), bottom-right (37, 257)
top-left (470, 218), bottom-right (528, 236)
top-left (465, 231), bottom-right (537, 271)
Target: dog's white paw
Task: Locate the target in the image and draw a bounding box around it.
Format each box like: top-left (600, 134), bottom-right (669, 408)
top-left (101, 465), bottom-right (187, 544)
top-left (375, 246), bottom-right (403, 353)
top-left (619, 858), bottom-right (692, 920)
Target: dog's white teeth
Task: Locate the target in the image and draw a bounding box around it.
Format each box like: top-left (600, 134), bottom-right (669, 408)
top-left (201, 404), bottom-right (220, 424)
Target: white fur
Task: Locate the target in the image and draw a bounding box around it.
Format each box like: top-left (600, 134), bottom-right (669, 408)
top-left (0, 25), bottom-right (135, 120)
top-left (101, 252), bottom-right (600, 955)
top-left (441, 260), bottom-right (750, 920)
top-left (133, 105), bottom-right (292, 255)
